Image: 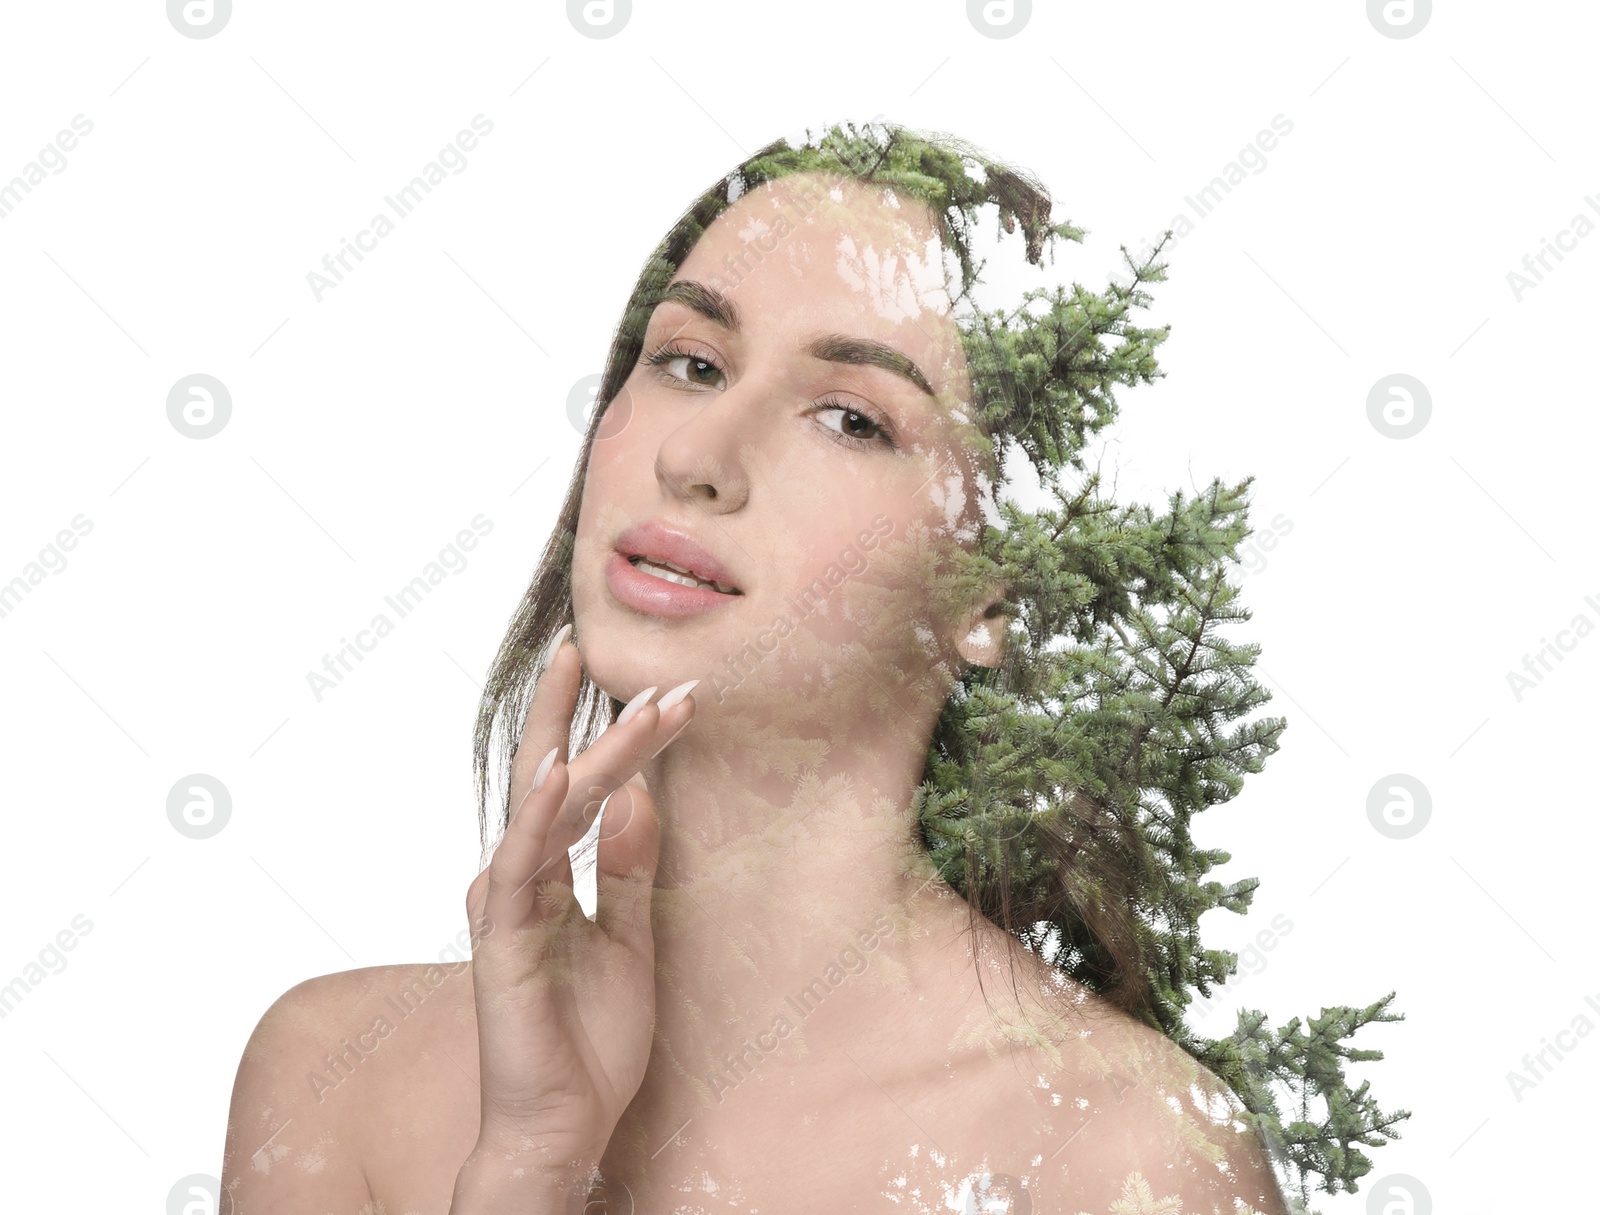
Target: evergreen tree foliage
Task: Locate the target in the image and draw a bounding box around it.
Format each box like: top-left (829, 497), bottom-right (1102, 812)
top-left (721, 121), bottom-right (1408, 1210)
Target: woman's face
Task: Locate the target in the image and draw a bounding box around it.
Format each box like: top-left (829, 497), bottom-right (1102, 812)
top-left (571, 171), bottom-right (997, 725)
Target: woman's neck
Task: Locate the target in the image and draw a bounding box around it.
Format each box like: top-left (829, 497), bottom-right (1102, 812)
top-left (599, 717), bottom-right (1077, 1168)
top-left (635, 716), bottom-right (962, 1000)
top-left (633, 704), bottom-right (992, 1024)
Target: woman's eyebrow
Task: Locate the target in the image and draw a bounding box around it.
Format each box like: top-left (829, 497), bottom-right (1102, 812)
top-left (658, 279), bottom-right (936, 399)
top-left (806, 334), bottom-right (935, 399)
top-left (659, 279), bottom-right (741, 332)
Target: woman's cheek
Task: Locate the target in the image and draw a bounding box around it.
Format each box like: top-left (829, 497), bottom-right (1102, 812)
top-left (782, 523), bottom-right (922, 652)
top-left (594, 383), bottom-right (638, 444)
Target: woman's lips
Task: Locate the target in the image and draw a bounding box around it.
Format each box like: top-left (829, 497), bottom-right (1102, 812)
top-left (605, 552), bottom-right (743, 618)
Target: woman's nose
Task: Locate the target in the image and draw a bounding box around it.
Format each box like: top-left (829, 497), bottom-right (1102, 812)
top-left (651, 382), bottom-right (758, 511)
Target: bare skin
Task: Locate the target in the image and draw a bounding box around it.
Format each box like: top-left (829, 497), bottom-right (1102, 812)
top-left (221, 172), bottom-right (1291, 1215)
top-left (226, 946), bottom-right (1285, 1213)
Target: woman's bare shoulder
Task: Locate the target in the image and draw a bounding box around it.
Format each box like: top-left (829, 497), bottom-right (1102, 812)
top-left (239, 961), bottom-right (478, 1065)
top-left (223, 962), bottom-right (480, 1211)
top-left (974, 949), bottom-right (1290, 1213)
top-left (240, 960), bottom-right (481, 1111)
top-left (1048, 1010), bottom-right (1291, 1214)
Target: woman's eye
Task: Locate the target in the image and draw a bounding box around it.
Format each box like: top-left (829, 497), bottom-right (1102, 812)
top-left (668, 355), bottom-right (724, 388)
top-left (815, 403), bottom-right (895, 449)
top-left (644, 343), bottom-right (726, 390)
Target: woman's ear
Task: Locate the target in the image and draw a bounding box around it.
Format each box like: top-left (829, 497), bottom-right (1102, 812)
top-left (953, 591), bottom-right (1008, 669)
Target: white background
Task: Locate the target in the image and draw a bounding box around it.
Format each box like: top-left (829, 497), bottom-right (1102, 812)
top-left (1, 1), bottom-right (1594, 1210)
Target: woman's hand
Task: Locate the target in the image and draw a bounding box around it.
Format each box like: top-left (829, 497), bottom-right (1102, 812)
top-left (453, 626), bottom-right (697, 1207)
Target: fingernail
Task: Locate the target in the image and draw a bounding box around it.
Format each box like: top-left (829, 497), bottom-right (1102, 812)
top-left (531, 746), bottom-right (559, 792)
top-left (539, 622), bottom-right (573, 671)
top-left (616, 685), bottom-right (658, 726)
top-left (656, 678), bottom-right (700, 711)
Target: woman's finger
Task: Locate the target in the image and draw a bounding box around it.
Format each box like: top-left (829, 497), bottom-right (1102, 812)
top-left (545, 680), bottom-right (698, 857)
top-left (465, 866), bottom-right (491, 938)
top-left (485, 759), bottom-right (573, 930)
top-left (506, 626), bottom-right (581, 824)
top-left (593, 774), bottom-right (660, 958)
